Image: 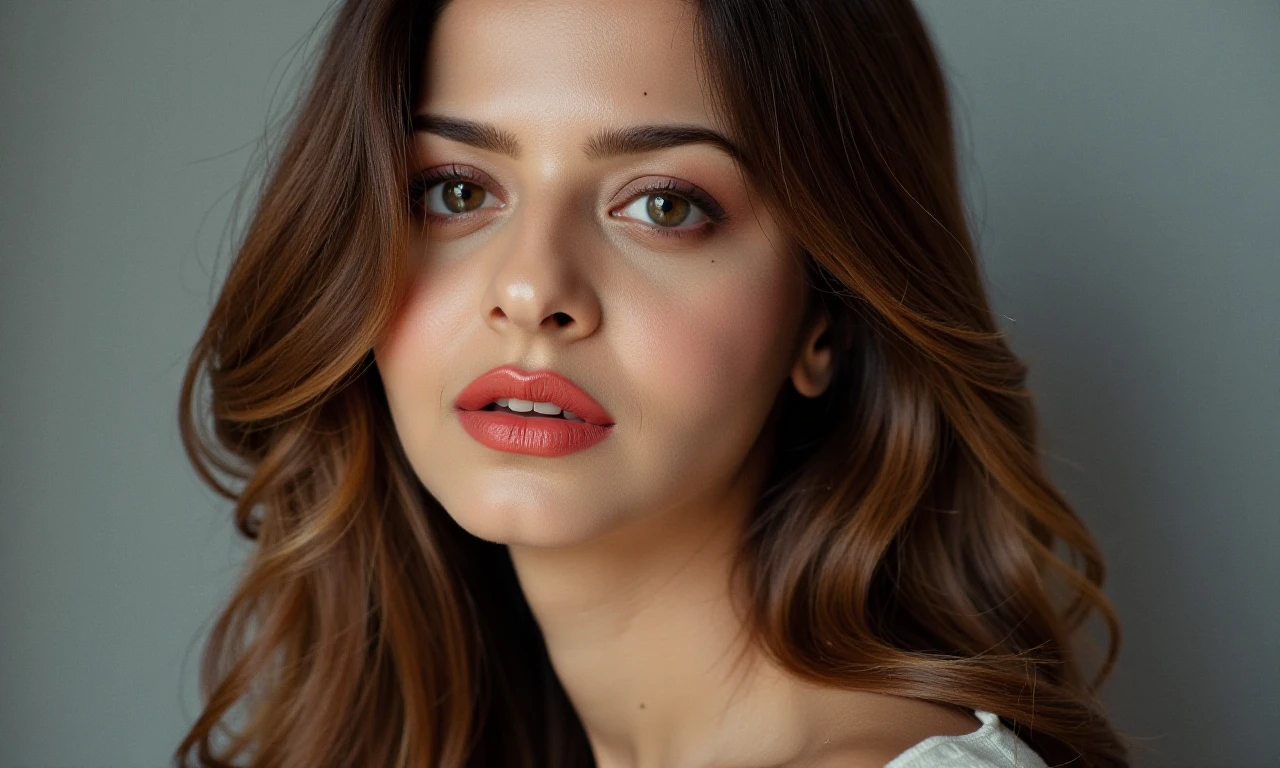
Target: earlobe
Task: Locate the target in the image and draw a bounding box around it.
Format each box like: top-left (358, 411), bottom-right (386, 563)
top-left (790, 313), bottom-right (836, 398)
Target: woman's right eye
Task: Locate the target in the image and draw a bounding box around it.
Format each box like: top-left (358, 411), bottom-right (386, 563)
top-left (408, 166), bottom-right (504, 220)
top-left (421, 179), bottom-right (504, 217)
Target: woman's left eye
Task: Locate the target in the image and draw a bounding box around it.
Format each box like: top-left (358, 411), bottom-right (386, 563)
top-left (615, 192), bottom-right (709, 229)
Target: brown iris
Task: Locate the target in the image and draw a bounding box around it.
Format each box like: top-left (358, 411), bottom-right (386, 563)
top-left (646, 193), bottom-right (690, 227)
top-left (441, 181), bottom-right (486, 213)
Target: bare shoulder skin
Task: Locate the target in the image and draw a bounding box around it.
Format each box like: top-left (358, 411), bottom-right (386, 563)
top-left (788, 694), bottom-right (982, 767)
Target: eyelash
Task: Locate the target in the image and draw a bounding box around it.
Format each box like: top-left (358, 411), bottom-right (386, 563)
top-left (406, 164), bottom-right (729, 240)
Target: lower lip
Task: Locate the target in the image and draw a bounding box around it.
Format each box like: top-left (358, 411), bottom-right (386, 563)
top-left (456, 409), bottom-right (612, 457)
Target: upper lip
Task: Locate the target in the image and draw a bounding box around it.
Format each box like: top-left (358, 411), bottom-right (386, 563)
top-left (454, 365), bottom-right (615, 426)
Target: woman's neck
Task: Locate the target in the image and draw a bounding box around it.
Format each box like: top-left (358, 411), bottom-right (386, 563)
top-left (506, 434), bottom-right (834, 768)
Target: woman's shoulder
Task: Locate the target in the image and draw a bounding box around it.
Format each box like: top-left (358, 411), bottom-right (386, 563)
top-left (880, 709), bottom-right (1049, 768)
top-left (801, 708), bottom-right (1048, 768)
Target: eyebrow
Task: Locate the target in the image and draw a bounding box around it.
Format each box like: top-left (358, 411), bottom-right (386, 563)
top-left (410, 112), bottom-right (742, 163)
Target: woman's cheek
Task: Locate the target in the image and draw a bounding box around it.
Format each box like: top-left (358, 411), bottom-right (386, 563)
top-left (375, 266), bottom-right (473, 450)
top-left (387, 258), bottom-right (468, 354)
top-left (628, 271), bottom-right (793, 448)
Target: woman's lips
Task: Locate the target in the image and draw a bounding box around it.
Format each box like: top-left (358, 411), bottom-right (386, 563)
top-left (453, 365), bottom-right (614, 457)
top-left (455, 409), bottom-right (611, 457)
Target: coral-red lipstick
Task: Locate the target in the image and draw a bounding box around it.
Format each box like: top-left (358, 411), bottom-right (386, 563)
top-left (453, 365), bottom-right (614, 457)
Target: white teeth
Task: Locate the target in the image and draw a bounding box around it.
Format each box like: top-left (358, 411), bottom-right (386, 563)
top-left (495, 398), bottom-right (572, 418)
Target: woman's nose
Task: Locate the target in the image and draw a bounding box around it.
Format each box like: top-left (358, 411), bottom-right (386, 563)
top-left (479, 193), bottom-right (603, 344)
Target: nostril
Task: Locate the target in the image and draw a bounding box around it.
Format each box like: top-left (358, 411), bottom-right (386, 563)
top-left (551, 312), bottom-right (572, 327)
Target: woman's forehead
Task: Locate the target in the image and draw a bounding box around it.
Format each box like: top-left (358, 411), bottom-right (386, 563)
top-left (417, 0), bottom-right (722, 138)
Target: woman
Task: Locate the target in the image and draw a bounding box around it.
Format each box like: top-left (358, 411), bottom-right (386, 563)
top-left (175, 0), bottom-right (1130, 766)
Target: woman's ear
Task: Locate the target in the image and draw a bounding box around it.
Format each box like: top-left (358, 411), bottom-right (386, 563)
top-left (790, 310), bottom-right (837, 398)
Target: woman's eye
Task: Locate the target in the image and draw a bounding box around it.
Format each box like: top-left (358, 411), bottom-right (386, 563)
top-left (422, 179), bottom-right (502, 216)
top-left (616, 192), bottom-right (709, 229)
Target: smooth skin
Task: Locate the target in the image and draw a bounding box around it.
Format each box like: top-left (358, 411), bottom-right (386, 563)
top-left (373, 0), bottom-right (981, 765)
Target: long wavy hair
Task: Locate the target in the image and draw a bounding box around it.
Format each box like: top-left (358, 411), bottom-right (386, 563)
top-left (175, 0), bottom-right (1130, 765)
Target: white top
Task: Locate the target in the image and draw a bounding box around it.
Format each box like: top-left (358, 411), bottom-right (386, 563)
top-left (884, 709), bottom-right (1049, 768)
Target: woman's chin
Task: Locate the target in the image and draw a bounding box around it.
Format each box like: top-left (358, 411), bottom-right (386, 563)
top-left (440, 493), bottom-right (623, 550)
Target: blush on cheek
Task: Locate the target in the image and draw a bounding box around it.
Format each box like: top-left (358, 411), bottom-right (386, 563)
top-left (377, 270), bottom-right (473, 381)
top-left (375, 296), bottom-right (419, 371)
top-left (637, 284), bottom-right (790, 442)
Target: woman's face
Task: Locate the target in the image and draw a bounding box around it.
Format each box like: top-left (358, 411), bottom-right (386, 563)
top-left (375, 0), bottom-right (824, 547)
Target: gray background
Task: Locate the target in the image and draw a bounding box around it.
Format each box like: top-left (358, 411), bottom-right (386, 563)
top-left (1, 1), bottom-right (1275, 766)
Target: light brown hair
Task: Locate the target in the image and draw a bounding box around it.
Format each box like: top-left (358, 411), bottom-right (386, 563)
top-left (176, 1), bottom-right (1129, 765)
